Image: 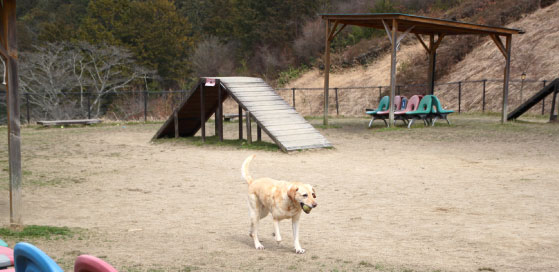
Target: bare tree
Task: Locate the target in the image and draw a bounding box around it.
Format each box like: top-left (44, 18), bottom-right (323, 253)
top-left (19, 42), bottom-right (152, 120)
top-left (79, 42), bottom-right (152, 117)
top-left (293, 19), bottom-right (324, 63)
top-left (69, 46), bottom-right (89, 112)
top-left (19, 43), bottom-right (81, 120)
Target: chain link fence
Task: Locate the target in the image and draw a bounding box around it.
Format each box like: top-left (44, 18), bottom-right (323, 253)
top-left (0, 78), bottom-right (556, 124)
top-left (278, 78), bottom-right (556, 117)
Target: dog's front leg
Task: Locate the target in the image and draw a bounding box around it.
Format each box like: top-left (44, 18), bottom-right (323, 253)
top-left (291, 213), bottom-right (305, 254)
top-left (273, 219), bottom-right (282, 244)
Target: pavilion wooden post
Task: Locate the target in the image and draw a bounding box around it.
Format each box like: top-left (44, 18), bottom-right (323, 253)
top-left (427, 34), bottom-right (443, 94)
top-left (491, 34), bottom-right (512, 124)
top-left (323, 20), bottom-right (331, 126)
top-left (1, 0), bottom-right (22, 227)
top-left (428, 34), bottom-right (436, 94)
top-left (322, 20), bottom-right (346, 126)
top-left (502, 35), bottom-right (512, 124)
top-left (416, 33), bottom-right (443, 95)
top-left (388, 19), bottom-right (398, 126)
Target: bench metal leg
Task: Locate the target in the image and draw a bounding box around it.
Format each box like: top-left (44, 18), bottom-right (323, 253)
top-left (408, 118), bottom-right (415, 128)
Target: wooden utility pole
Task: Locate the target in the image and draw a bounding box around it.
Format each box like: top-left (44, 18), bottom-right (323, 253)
top-left (502, 35), bottom-right (512, 124)
top-left (1, 0), bottom-right (22, 227)
top-left (388, 19), bottom-right (398, 126)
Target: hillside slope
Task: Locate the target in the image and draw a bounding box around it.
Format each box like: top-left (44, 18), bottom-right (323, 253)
top-left (285, 2), bottom-right (559, 116)
top-left (436, 2), bottom-right (559, 114)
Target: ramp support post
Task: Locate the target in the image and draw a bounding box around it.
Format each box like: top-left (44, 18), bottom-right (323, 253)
top-left (200, 84), bottom-right (206, 142)
top-left (257, 125), bottom-right (262, 141)
top-left (246, 110), bottom-right (252, 145)
top-left (542, 80), bottom-right (547, 115)
top-left (217, 83), bottom-right (223, 142)
top-left (550, 86), bottom-right (558, 122)
top-left (238, 105), bottom-right (243, 140)
top-left (174, 110), bottom-right (179, 138)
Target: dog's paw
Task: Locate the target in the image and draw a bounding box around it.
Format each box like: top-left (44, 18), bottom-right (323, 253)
top-left (272, 233), bottom-right (282, 244)
top-left (295, 248), bottom-right (306, 254)
top-left (255, 244), bottom-right (265, 250)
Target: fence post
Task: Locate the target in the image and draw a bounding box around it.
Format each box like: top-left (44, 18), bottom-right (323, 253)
top-left (143, 90), bottom-right (148, 122)
top-left (482, 79), bottom-right (487, 113)
top-left (334, 88), bottom-right (339, 116)
top-left (292, 88), bottom-right (296, 109)
top-left (378, 86), bottom-right (382, 101)
top-left (25, 93), bottom-right (30, 124)
top-left (458, 81), bottom-right (462, 114)
top-left (542, 80), bottom-right (547, 115)
top-left (246, 110), bottom-right (252, 145)
top-left (87, 93), bottom-right (91, 119)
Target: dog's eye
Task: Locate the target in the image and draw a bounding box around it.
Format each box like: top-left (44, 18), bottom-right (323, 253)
top-left (302, 194), bottom-right (308, 198)
top-left (312, 193), bottom-right (316, 198)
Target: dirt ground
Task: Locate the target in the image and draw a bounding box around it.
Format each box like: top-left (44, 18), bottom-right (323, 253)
top-left (1, 115), bottom-right (558, 272)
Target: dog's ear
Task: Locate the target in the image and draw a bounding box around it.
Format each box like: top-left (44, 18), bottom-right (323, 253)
top-left (288, 186), bottom-right (298, 200)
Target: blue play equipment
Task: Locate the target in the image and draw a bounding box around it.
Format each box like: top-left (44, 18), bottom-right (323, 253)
top-left (0, 239), bottom-right (7, 247)
top-left (13, 242), bottom-right (63, 272)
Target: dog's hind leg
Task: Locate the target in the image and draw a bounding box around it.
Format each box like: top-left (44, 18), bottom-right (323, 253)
top-left (292, 213), bottom-right (305, 254)
top-left (248, 194), bottom-right (265, 250)
top-left (273, 219), bottom-right (282, 244)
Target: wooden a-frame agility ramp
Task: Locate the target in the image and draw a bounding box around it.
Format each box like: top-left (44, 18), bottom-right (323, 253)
top-left (152, 77), bottom-right (332, 152)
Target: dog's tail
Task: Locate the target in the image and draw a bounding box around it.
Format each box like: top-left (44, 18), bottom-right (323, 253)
top-left (241, 154), bottom-right (256, 184)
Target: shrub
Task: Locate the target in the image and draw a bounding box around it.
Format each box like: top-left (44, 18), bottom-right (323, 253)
top-left (191, 36), bottom-right (236, 77)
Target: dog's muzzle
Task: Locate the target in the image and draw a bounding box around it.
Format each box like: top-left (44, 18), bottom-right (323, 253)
top-left (301, 203), bottom-right (313, 214)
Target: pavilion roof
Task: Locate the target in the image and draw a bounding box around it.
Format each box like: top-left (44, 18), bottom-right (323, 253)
top-left (321, 13), bottom-right (524, 36)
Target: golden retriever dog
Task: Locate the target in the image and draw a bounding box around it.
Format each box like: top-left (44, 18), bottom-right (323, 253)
top-left (241, 155), bottom-right (317, 254)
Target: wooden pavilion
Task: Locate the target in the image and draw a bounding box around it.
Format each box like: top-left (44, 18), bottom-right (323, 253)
top-left (1, 0), bottom-right (21, 227)
top-left (321, 13), bottom-right (524, 126)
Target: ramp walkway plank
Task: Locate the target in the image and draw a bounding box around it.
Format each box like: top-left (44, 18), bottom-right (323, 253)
top-left (153, 77), bottom-right (332, 152)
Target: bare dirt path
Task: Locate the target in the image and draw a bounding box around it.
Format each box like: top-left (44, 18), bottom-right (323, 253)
top-left (1, 116), bottom-right (558, 271)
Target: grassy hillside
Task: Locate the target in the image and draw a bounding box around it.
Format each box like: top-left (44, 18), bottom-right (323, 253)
top-left (436, 2), bottom-right (559, 114)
